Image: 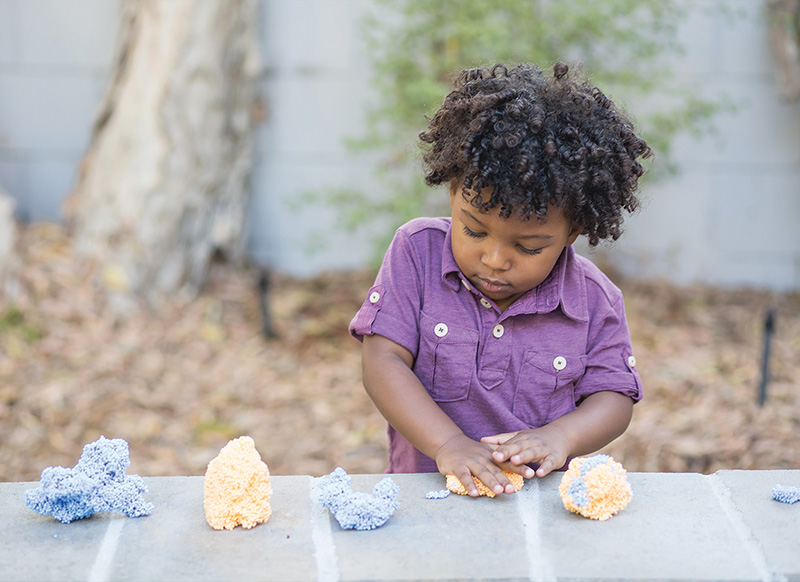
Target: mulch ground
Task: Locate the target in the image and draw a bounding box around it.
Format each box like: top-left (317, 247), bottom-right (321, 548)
top-left (1, 223), bottom-right (798, 481)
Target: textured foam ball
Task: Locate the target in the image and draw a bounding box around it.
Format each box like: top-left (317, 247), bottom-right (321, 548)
top-left (559, 454), bottom-right (631, 521)
top-left (446, 471), bottom-right (524, 498)
top-left (24, 436), bottom-right (153, 523)
top-left (317, 467), bottom-right (399, 530)
top-left (204, 436), bottom-right (273, 530)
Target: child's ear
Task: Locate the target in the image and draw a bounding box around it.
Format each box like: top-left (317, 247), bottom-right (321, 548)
top-left (567, 222), bottom-right (583, 246)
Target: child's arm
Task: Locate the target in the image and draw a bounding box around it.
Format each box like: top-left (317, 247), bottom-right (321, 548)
top-left (482, 391), bottom-right (633, 477)
top-left (362, 333), bottom-right (533, 495)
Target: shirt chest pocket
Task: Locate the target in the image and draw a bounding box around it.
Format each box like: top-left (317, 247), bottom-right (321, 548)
top-left (512, 351), bottom-right (587, 428)
top-left (415, 312), bottom-right (478, 402)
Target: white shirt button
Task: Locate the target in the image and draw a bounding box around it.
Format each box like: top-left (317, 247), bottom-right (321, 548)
top-left (480, 298), bottom-right (492, 309)
top-left (553, 356), bottom-right (567, 371)
top-left (434, 323), bottom-right (449, 337)
top-left (461, 279), bottom-right (471, 291)
top-left (492, 324), bottom-right (504, 338)
top-left (369, 291), bottom-right (380, 304)
top-left (628, 355), bottom-right (637, 368)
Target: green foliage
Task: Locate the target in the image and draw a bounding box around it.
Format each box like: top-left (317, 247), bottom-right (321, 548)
top-left (0, 306), bottom-right (44, 343)
top-left (324, 0), bottom-right (729, 263)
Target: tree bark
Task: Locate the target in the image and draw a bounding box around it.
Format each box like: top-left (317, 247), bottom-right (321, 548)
top-left (66, 0), bottom-right (261, 310)
top-left (765, 0), bottom-right (800, 102)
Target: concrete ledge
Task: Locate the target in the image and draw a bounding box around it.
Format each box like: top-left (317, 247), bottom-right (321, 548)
top-left (1, 470), bottom-right (798, 581)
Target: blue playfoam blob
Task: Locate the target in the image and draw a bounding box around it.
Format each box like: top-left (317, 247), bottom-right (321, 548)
top-left (25, 436), bottom-right (153, 524)
top-left (772, 484), bottom-right (800, 504)
top-left (317, 467), bottom-right (399, 530)
top-left (425, 489), bottom-right (451, 500)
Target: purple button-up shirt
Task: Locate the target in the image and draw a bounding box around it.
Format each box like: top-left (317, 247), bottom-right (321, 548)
top-left (350, 217), bottom-right (642, 473)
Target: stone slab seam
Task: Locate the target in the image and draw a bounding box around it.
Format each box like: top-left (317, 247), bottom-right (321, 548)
top-left (706, 473), bottom-right (781, 582)
top-left (516, 479), bottom-right (556, 582)
top-left (87, 518), bottom-right (124, 582)
top-left (309, 475), bottom-right (340, 582)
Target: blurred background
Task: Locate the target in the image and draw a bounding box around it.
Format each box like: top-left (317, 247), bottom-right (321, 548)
top-left (0, 0), bottom-right (798, 480)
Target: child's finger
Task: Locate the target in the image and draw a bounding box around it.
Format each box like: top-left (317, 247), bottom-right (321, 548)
top-left (451, 467), bottom-right (481, 496)
top-left (459, 474), bottom-right (487, 497)
top-left (492, 437), bottom-right (532, 464)
top-left (535, 454), bottom-right (561, 478)
top-left (492, 449), bottom-right (509, 463)
top-left (494, 458), bottom-right (536, 479)
top-left (497, 439), bottom-right (560, 471)
top-left (480, 431), bottom-right (517, 445)
top-left (472, 465), bottom-right (514, 496)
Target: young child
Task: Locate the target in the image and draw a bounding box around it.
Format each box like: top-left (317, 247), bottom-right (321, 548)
top-left (349, 62), bottom-right (651, 496)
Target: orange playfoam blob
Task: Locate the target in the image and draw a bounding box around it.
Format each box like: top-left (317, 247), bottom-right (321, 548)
top-left (446, 471), bottom-right (524, 498)
top-left (204, 436), bottom-right (273, 530)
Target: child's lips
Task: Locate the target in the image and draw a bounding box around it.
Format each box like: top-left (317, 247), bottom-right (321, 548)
top-left (477, 277), bottom-right (511, 294)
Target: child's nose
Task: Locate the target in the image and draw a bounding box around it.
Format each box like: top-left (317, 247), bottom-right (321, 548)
top-left (481, 244), bottom-right (512, 271)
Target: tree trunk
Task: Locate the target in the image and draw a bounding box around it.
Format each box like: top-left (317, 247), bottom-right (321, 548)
top-left (765, 0), bottom-right (800, 102)
top-left (66, 0), bottom-right (261, 310)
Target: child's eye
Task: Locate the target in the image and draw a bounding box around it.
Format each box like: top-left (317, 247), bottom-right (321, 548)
top-left (519, 246), bottom-right (543, 256)
top-left (462, 226), bottom-right (484, 238)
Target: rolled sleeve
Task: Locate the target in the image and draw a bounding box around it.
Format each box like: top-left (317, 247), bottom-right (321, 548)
top-left (348, 229), bottom-right (423, 359)
top-left (574, 293), bottom-right (643, 403)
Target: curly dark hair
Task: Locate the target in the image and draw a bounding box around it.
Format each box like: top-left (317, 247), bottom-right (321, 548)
top-left (419, 62), bottom-right (652, 246)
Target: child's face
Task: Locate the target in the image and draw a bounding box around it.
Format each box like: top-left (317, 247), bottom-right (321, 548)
top-left (449, 183), bottom-right (582, 312)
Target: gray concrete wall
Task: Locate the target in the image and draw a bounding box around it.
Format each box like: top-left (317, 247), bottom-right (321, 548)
top-left (0, 0), bottom-right (798, 288)
top-left (0, 0), bottom-right (120, 222)
top-left (250, 0), bottom-right (379, 276)
top-left (591, 0), bottom-right (800, 291)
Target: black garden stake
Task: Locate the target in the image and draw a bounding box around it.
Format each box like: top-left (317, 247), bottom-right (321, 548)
top-left (758, 308), bottom-right (775, 407)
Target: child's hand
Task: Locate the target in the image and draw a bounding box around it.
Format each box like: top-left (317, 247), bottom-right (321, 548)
top-left (481, 426), bottom-right (570, 478)
top-left (434, 434), bottom-right (532, 496)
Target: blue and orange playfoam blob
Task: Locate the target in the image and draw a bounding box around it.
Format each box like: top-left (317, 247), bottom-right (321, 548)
top-left (558, 454), bottom-right (632, 521)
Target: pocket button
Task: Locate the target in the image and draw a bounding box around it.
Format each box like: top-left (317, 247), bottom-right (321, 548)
top-left (369, 291), bottom-right (381, 304)
top-left (553, 356), bottom-right (567, 371)
top-left (434, 323), bottom-right (449, 337)
top-left (628, 355), bottom-right (637, 367)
